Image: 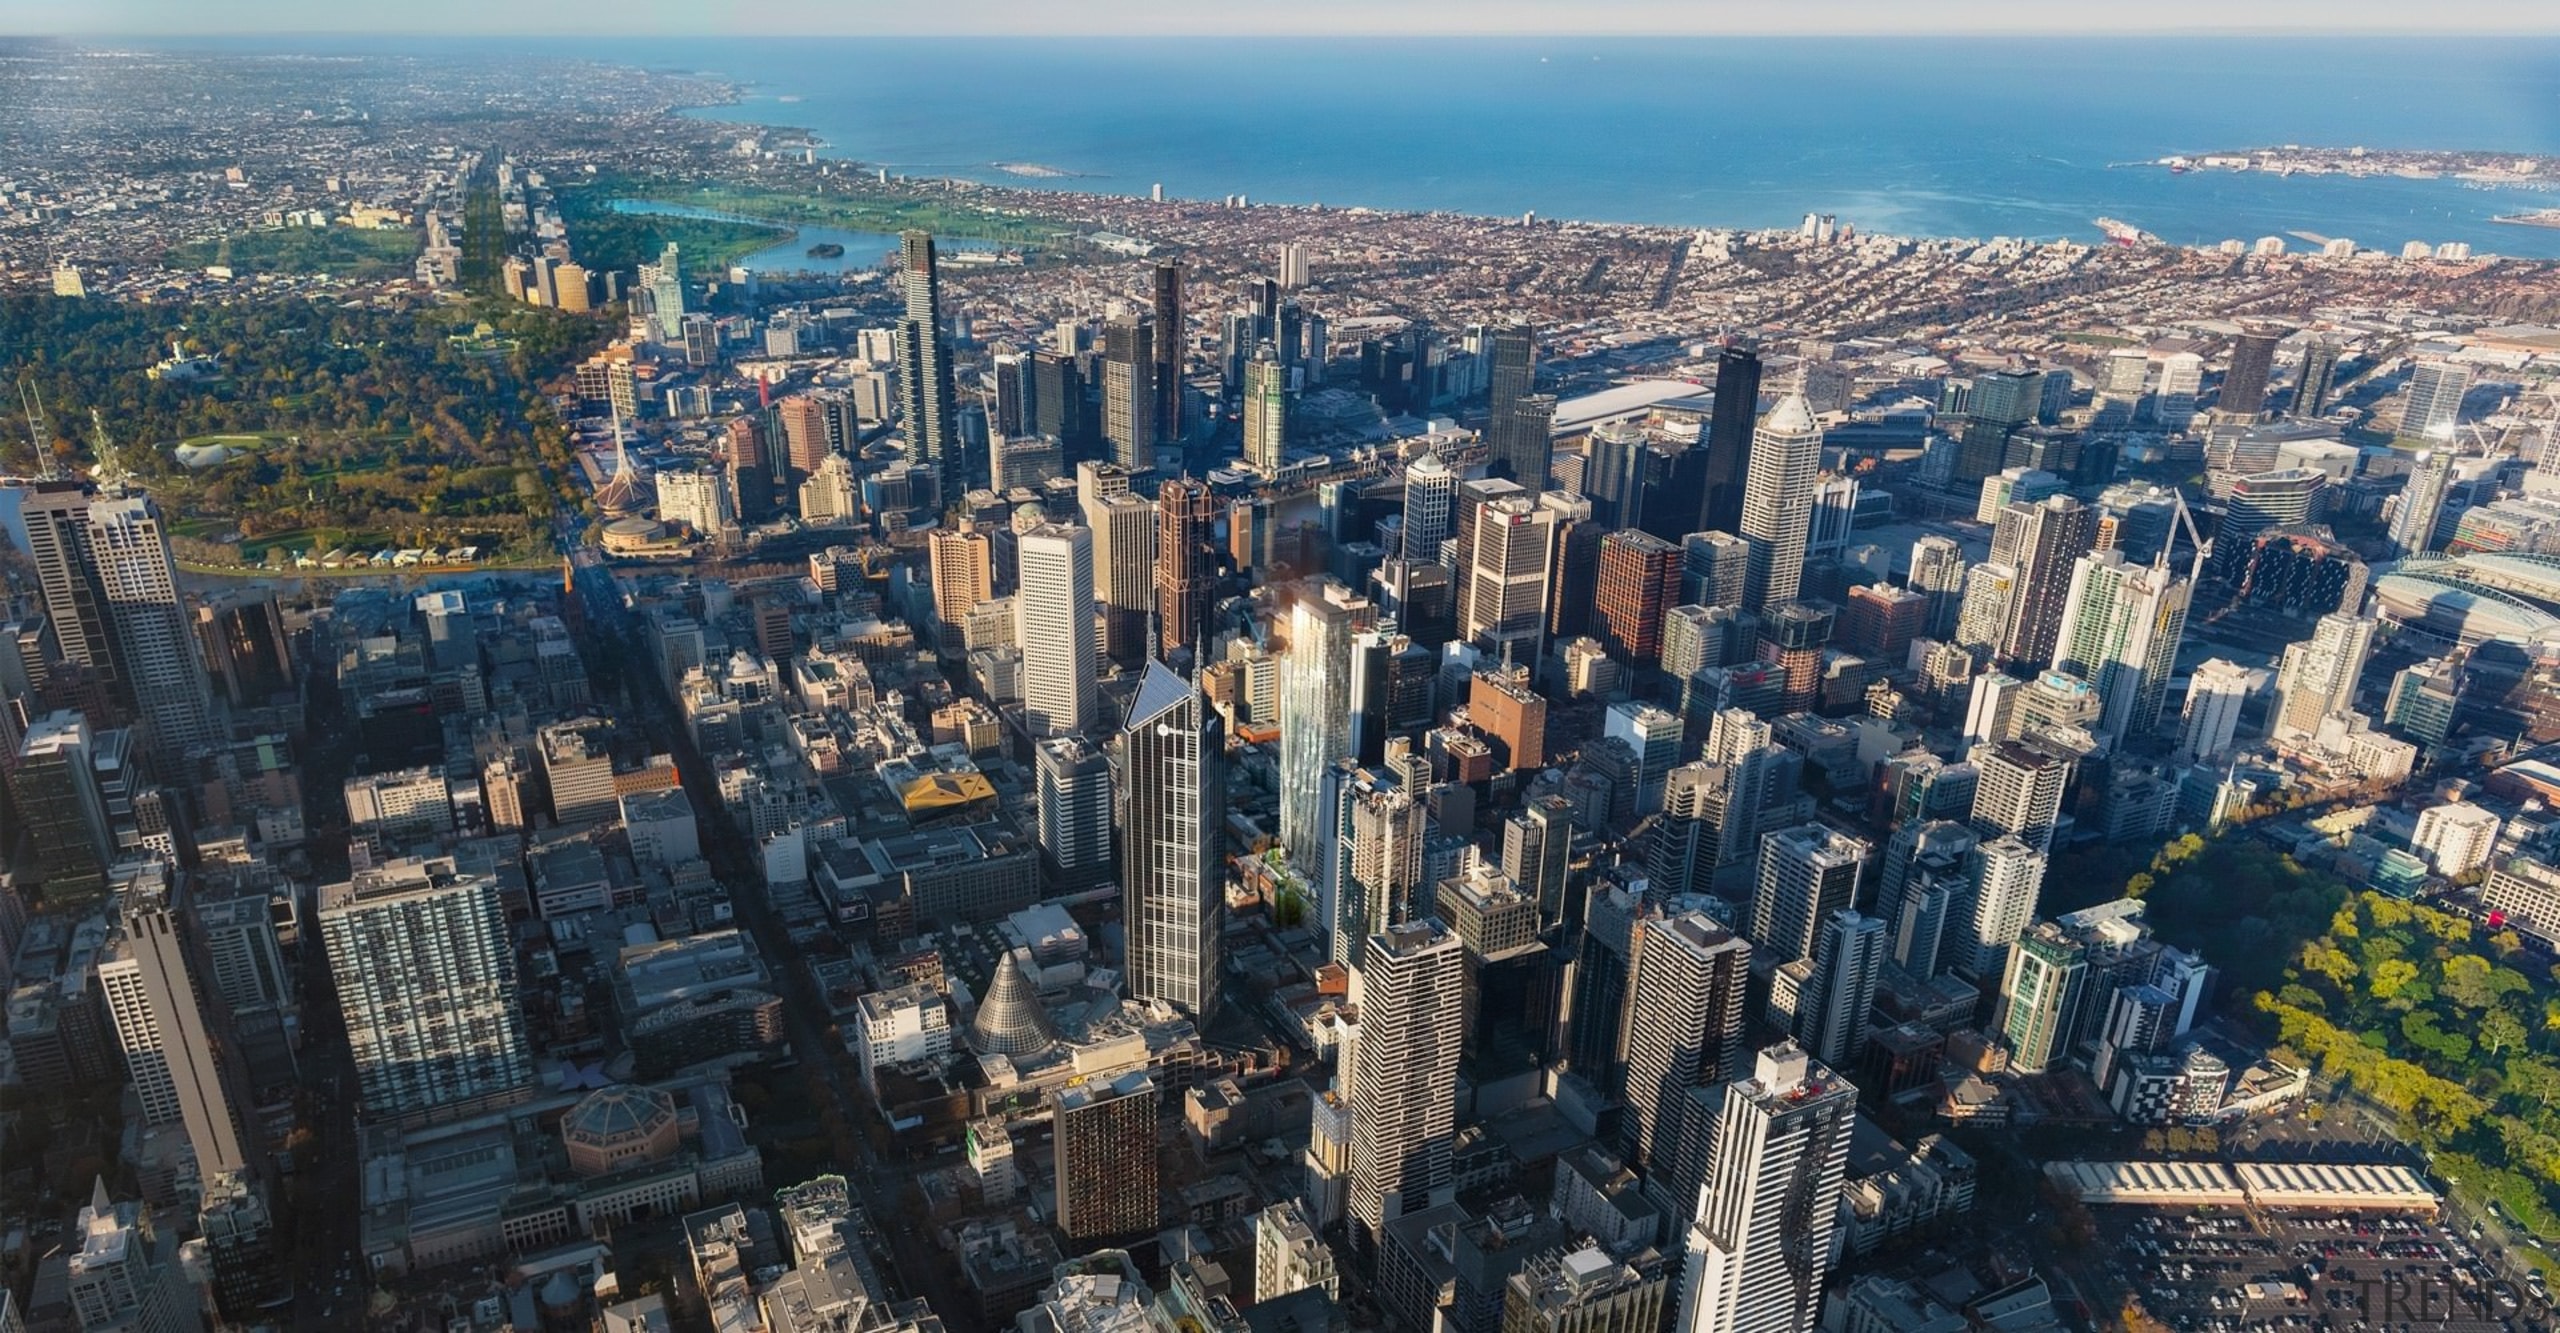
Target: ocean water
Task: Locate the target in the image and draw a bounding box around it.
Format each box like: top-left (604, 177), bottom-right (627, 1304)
top-left (583, 35), bottom-right (2560, 259)
top-left (143, 34), bottom-right (2560, 259)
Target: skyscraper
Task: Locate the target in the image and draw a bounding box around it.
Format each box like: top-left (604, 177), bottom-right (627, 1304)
top-left (1152, 258), bottom-right (1185, 438)
top-left (1990, 495), bottom-right (2099, 670)
top-left (894, 231), bottom-right (962, 501)
top-left (1016, 523), bottom-right (1099, 737)
top-left (1681, 531), bottom-right (1749, 610)
top-left (2179, 658), bottom-right (2253, 763)
top-left (1103, 312), bottom-right (1160, 473)
top-left (2268, 612), bottom-right (2375, 742)
top-left (1957, 834), bottom-right (2047, 986)
top-left (2220, 328), bottom-right (2280, 420)
top-left (82, 496), bottom-right (213, 763)
top-left (1486, 325), bottom-right (1545, 484)
top-left (1054, 1069), bottom-right (1160, 1240)
top-left (1955, 368), bottom-right (2044, 481)
top-left (1036, 736), bottom-right (1114, 887)
top-left (1907, 535), bottom-right (1968, 640)
top-left (1347, 919), bottom-right (1465, 1264)
top-left (1792, 908), bottom-right (1885, 1068)
top-left (2388, 450), bottom-right (2453, 558)
top-left (1737, 394), bottom-right (1822, 614)
top-left (1123, 663), bottom-right (1225, 1019)
top-left (1402, 452), bottom-right (1457, 563)
top-left (1748, 824), bottom-right (1866, 967)
top-left (2053, 548), bottom-right (2191, 745)
top-left (1967, 741), bottom-right (2073, 853)
top-left (69, 1178), bottom-right (190, 1333)
top-left (1594, 530), bottom-right (1683, 667)
top-left (1700, 343), bottom-right (1764, 535)
top-left (1675, 1042), bottom-right (1856, 1333)
top-left (1279, 581), bottom-right (1376, 869)
top-left (103, 894), bottom-right (257, 1181)
top-left (1462, 494), bottom-right (1556, 662)
top-left (1154, 476), bottom-right (1220, 662)
top-left (1243, 343), bottom-right (1289, 472)
top-left (927, 521), bottom-right (994, 651)
top-left (2401, 360), bottom-right (2469, 442)
top-left (1617, 911), bottom-right (1750, 1219)
top-left (320, 857), bottom-right (531, 1121)
top-left (2292, 337), bottom-right (2341, 419)
top-left (9, 711), bottom-right (110, 908)
top-left (1083, 483), bottom-right (1157, 666)
top-left (22, 479), bottom-right (122, 688)
top-left (1994, 924), bottom-right (2087, 1075)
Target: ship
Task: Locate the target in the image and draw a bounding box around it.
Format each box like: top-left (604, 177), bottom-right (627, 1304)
top-left (2094, 217), bottom-right (2162, 246)
top-left (806, 242), bottom-right (845, 258)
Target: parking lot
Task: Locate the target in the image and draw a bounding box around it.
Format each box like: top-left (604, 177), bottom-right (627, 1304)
top-left (2098, 1208), bottom-right (2550, 1332)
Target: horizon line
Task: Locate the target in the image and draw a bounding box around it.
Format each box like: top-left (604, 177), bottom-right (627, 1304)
top-left (19, 25), bottom-right (2560, 38)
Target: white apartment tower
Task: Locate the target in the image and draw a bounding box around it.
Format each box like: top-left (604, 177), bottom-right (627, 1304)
top-left (1346, 919), bottom-right (1465, 1263)
top-left (1676, 1042), bottom-right (1857, 1333)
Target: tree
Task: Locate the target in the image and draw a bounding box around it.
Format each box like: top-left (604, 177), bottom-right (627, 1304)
top-left (2482, 1009), bottom-right (2529, 1059)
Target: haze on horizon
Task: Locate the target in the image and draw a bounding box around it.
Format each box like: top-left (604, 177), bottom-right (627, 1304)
top-left (9, 0), bottom-right (2560, 37)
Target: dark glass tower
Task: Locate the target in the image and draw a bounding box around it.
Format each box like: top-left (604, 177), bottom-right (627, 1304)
top-left (895, 231), bottom-right (962, 502)
top-left (1700, 342), bottom-right (1764, 534)
top-left (1486, 324), bottom-right (1545, 485)
top-left (2293, 337), bottom-right (2341, 419)
top-left (1152, 259), bottom-right (1184, 440)
top-left (2221, 328), bottom-right (2280, 420)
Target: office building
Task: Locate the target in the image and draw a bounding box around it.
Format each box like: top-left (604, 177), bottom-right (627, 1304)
top-left (1737, 394), bottom-right (1822, 614)
top-left (1462, 495), bottom-right (1556, 662)
top-left (1054, 1070), bottom-right (1160, 1240)
top-left (1594, 530), bottom-right (1683, 667)
top-left (1681, 531), bottom-right (1749, 610)
top-left (894, 231), bottom-right (962, 499)
top-left (1279, 581), bottom-right (1376, 868)
top-left (1016, 524), bottom-right (1098, 737)
top-left (1153, 258), bottom-right (1185, 435)
top-left (1123, 663), bottom-right (1225, 1019)
top-left (320, 857), bottom-right (531, 1121)
top-left (1487, 326), bottom-right (1547, 485)
top-left (1749, 824), bottom-right (1866, 967)
top-left (1155, 476), bottom-right (1220, 661)
top-left (2053, 549), bottom-right (2191, 745)
top-left (1083, 481), bottom-right (1157, 666)
top-left (110, 898), bottom-right (256, 1178)
top-left (1995, 924), bottom-right (2087, 1074)
top-left (1675, 1042), bottom-right (1856, 1333)
top-left (1403, 452), bottom-right (1458, 563)
top-left (68, 1178), bottom-right (190, 1333)
top-left (1036, 737), bottom-right (1114, 886)
top-left (1955, 368), bottom-right (2044, 481)
top-left (1347, 920), bottom-right (1465, 1264)
top-left (1695, 343), bottom-right (1766, 536)
top-left (1243, 344), bottom-right (1289, 472)
top-left (1255, 1199), bottom-right (1340, 1301)
top-left (2153, 352), bottom-right (2205, 430)
top-left (928, 522), bottom-right (994, 647)
top-left (9, 712), bottom-right (110, 907)
top-left (1103, 313), bottom-right (1160, 474)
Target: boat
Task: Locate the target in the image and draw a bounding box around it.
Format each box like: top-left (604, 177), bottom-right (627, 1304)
top-left (2093, 217), bottom-right (2162, 246)
top-left (806, 242), bottom-right (845, 258)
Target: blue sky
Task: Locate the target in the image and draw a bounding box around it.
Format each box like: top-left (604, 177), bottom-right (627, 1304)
top-left (10, 0), bottom-right (2560, 35)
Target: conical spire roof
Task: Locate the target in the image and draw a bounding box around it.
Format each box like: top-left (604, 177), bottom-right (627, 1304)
top-left (969, 954), bottom-right (1059, 1057)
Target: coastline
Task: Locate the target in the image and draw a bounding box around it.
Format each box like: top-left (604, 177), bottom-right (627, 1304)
top-left (644, 68), bottom-right (2558, 260)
